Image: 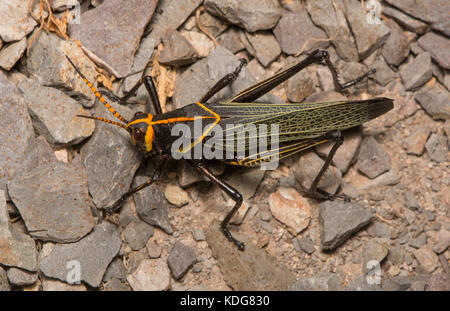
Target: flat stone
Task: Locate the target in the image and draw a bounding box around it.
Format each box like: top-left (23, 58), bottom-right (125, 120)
top-left (268, 188), bottom-right (311, 235)
top-left (204, 0), bottom-right (282, 32)
top-left (367, 222), bottom-right (393, 239)
top-left (127, 259), bottom-right (170, 291)
top-left (6, 267), bottom-right (37, 286)
top-left (180, 30), bottom-right (215, 58)
top-left (400, 52), bottom-right (432, 91)
top-left (415, 84), bottom-right (450, 120)
top-left (409, 232), bottom-right (427, 249)
top-left (192, 229), bottom-right (206, 242)
top-left (241, 31), bottom-right (281, 67)
top-left (226, 167), bottom-right (265, 200)
top-left (425, 134), bottom-right (448, 163)
top-left (0, 191), bottom-right (37, 272)
top-left (146, 239), bottom-right (162, 259)
top-left (432, 21), bottom-right (450, 38)
top-left (159, 30), bottom-right (197, 66)
top-left (0, 72), bottom-right (35, 195)
top-left (8, 160), bottom-right (94, 243)
top-left (404, 191), bottom-right (420, 211)
top-left (0, 0), bottom-right (37, 42)
top-left (41, 278), bottom-right (87, 291)
top-left (371, 56), bottom-right (396, 86)
top-left (336, 61), bottom-right (369, 95)
top-left (404, 125), bottom-right (431, 155)
top-left (385, 0), bottom-right (450, 24)
top-left (39, 223), bottom-right (121, 288)
top-left (382, 5), bottom-right (428, 35)
top-left (426, 272), bottom-right (450, 291)
top-left (388, 246), bottom-right (404, 265)
top-left (167, 241), bottom-right (197, 280)
top-left (27, 31), bottom-right (98, 107)
top-left (343, 0), bottom-right (390, 59)
top-left (218, 28), bottom-right (246, 54)
top-left (296, 236), bottom-right (316, 254)
top-left (294, 152), bottom-right (342, 194)
top-left (205, 220), bottom-right (296, 290)
top-left (164, 183), bottom-right (190, 207)
top-left (0, 37), bottom-right (26, 71)
top-left (81, 102), bottom-right (142, 209)
top-left (0, 267), bottom-right (10, 291)
top-left (18, 79), bottom-right (95, 147)
top-left (289, 272), bottom-right (343, 291)
top-left (173, 45), bottom-right (283, 109)
top-left (286, 69), bottom-right (315, 102)
top-left (69, 0), bottom-right (158, 77)
top-left (319, 200), bottom-right (374, 250)
top-left (197, 10), bottom-right (229, 38)
top-left (123, 221), bottom-right (154, 251)
top-left (362, 239), bottom-right (389, 273)
top-left (148, 0), bottom-right (202, 45)
top-left (103, 278), bottom-right (131, 291)
top-left (432, 229), bottom-right (450, 254)
top-left (316, 127), bottom-right (362, 173)
top-left (381, 19), bottom-right (410, 67)
top-left (273, 9), bottom-right (329, 55)
top-left (413, 246), bottom-right (439, 273)
top-left (307, 0), bottom-right (359, 62)
top-left (347, 169), bottom-right (399, 193)
top-left (127, 249), bottom-right (149, 274)
top-left (417, 32), bottom-right (450, 70)
top-left (357, 136), bottom-right (391, 179)
top-left (103, 258), bottom-right (127, 282)
top-left (133, 179), bottom-right (173, 234)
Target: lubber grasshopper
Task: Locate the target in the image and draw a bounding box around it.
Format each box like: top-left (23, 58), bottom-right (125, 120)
top-left (66, 49), bottom-right (393, 250)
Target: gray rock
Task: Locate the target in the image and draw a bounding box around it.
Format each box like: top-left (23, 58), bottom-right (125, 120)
top-left (409, 232), bottom-right (427, 249)
top-left (367, 222), bottom-right (393, 239)
top-left (289, 272), bottom-right (342, 291)
top-left (81, 102), bottom-right (142, 209)
top-left (0, 0), bottom-right (37, 42)
top-left (173, 45), bottom-right (283, 109)
top-left (159, 30), bottom-right (197, 66)
top-left (192, 229), bottom-right (206, 241)
top-left (41, 277), bottom-right (87, 291)
top-left (218, 28), bottom-right (246, 53)
top-left (0, 191), bottom-right (37, 272)
top-left (148, 0), bottom-right (202, 45)
top-left (133, 178), bottom-right (173, 234)
top-left (357, 136), bottom-right (391, 179)
top-left (0, 37), bottom-right (27, 70)
top-left (0, 72), bottom-right (35, 195)
top-left (146, 239), bottom-right (162, 259)
top-left (432, 229), bottom-right (450, 254)
top-left (204, 0), bottom-right (282, 32)
top-left (404, 191), bottom-right (420, 211)
top-left (381, 19), bottom-right (410, 67)
top-left (118, 200), bottom-right (140, 228)
top-left (425, 134), bottom-right (448, 163)
top-left (306, 0), bottom-right (359, 62)
top-left (346, 274), bottom-right (381, 291)
top-left (197, 10), bottom-right (229, 38)
top-left (388, 246), bottom-right (404, 265)
top-left (415, 85), bottom-right (450, 120)
top-left (6, 267), bottom-right (37, 286)
top-left (123, 221), bottom-right (154, 251)
top-left (319, 200), bottom-right (374, 250)
top-left (164, 183), bottom-right (190, 208)
top-left (362, 239), bottom-right (389, 273)
top-left (103, 258), bottom-right (127, 282)
top-left (417, 32), bottom-right (450, 70)
top-left (273, 9), bottom-right (329, 55)
top-left (18, 79), bottom-right (95, 147)
top-left (206, 220), bottom-right (296, 290)
top-left (371, 56), bottom-right (396, 86)
top-left (410, 42), bottom-right (425, 56)
top-left (127, 249), bottom-right (149, 274)
top-left (0, 267), bottom-right (10, 291)
top-left (103, 278), bottom-right (131, 291)
top-left (27, 31), bottom-right (98, 107)
top-left (400, 52), bottom-right (432, 91)
top-left (343, 0), bottom-right (390, 59)
top-left (382, 5), bottom-right (428, 35)
top-left (69, 0), bottom-right (158, 77)
top-left (316, 127), bottom-right (362, 173)
top-left (39, 223), bottom-right (121, 288)
top-left (296, 236), bottom-right (316, 254)
top-left (8, 160), bottom-right (94, 243)
top-left (294, 152), bottom-right (342, 194)
top-left (51, 0), bottom-right (79, 12)
top-left (167, 241), bottom-right (197, 280)
top-left (286, 69), bottom-right (316, 102)
top-left (413, 246), bottom-right (439, 273)
top-left (226, 167), bottom-right (265, 200)
top-left (336, 61), bottom-right (369, 95)
top-left (385, 0), bottom-right (450, 24)
top-left (240, 31), bottom-right (281, 67)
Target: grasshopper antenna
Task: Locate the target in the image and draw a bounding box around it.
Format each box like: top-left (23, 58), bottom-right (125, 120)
top-left (77, 114), bottom-right (132, 133)
top-left (65, 55), bottom-right (130, 124)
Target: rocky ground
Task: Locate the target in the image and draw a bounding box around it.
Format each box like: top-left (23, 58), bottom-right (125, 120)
top-left (0, 0), bottom-right (449, 291)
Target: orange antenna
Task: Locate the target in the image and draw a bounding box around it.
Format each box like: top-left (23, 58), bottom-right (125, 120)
top-left (66, 55), bottom-right (129, 124)
top-left (77, 115), bottom-right (131, 133)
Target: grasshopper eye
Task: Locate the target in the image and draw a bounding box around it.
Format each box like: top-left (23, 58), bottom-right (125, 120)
top-left (133, 129), bottom-right (145, 141)
top-left (134, 111), bottom-right (145, 118)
